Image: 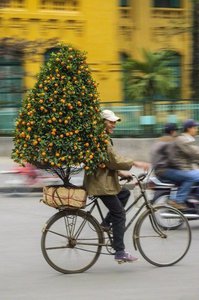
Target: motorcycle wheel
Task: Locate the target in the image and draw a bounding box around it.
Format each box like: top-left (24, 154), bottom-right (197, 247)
top-left (152, 192), bottom-right (184, 229)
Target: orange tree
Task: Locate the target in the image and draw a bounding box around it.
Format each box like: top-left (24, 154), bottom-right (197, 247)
top-left (12, 44), bottom-right (109, 186)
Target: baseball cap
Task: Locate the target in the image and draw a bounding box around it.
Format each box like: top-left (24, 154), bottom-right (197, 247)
top-left (164, 123), bottom-right (178, 134)
top-left (183, 119), bottom-right (199, 130)
top-left (101, 110), bottom-right (121, 122)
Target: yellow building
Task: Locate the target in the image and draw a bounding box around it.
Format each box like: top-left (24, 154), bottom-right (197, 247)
top-left (0, 0), bottom-right (193, 109)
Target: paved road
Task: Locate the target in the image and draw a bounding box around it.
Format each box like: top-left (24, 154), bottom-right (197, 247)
top-left (0, 192), bottom-right (199, 300)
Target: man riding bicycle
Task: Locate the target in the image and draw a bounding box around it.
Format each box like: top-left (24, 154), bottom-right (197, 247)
top-left (83, 109), bottom-right (149, 263)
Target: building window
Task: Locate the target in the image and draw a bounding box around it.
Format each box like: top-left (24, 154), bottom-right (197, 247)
top-left (155, 51), bottom-right (181, 99)
top-left (120, 52), bottom-right (130, 102)
top-left (0, 0), bottom-right (24, 9)
top-left (119, 0), bottom-right (129, 7)
top-left (40, 0), bottom-right (78, 11)
top-left (153, 0), bottom-right (181, 8)
top-left (0, 48), bottom-right (24, 108)
top-left (167, 52), bottom-right (181, 98)
top-left (44, 47), bottom-right (61, 63)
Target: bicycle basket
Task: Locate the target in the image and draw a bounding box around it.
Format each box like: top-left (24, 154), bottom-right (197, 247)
top-left (42, 185), bottom-right (87, 209)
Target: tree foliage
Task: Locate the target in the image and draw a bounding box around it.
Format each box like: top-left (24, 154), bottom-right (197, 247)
top-left (12, 44), bottom-right (109, 186)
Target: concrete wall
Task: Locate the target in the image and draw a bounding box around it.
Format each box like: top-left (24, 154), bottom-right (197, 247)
top-left (2, 136), bottom-right (199, 162)
top-left (0, 137), bottom-right (158, 161)
top-left (0, 137), bottom-right (14, 157)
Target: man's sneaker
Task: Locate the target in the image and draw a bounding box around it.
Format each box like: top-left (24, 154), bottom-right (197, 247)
top-left (114, 251), bottom-right (138, 263)
top-left (167, 200), bottom-right (188, 211)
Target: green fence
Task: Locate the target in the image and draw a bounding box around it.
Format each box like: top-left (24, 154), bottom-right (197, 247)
top-left (0, 108), bottom-right (18, 135)
top-left (101, 101), bottom-right (199, 137)
top-left (1, 100), bottom-right (199, 137)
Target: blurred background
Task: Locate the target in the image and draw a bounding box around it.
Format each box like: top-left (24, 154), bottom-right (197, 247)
top-left (0, 0), bottom-right (199, 138)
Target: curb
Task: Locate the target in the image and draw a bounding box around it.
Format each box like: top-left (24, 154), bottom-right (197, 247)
top-left (0, 183), bottom-right (135, 193)
top-left (0, 187), bottom-right (43, 193)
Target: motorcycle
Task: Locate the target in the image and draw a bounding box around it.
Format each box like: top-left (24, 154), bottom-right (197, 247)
top-left (147, 174), bottom-right (199, 221)
top-left (0, 163), bottom-right (62, 193)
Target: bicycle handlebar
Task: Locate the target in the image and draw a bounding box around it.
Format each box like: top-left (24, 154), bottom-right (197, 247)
top-left (119, 172), bottom-right (148, 183)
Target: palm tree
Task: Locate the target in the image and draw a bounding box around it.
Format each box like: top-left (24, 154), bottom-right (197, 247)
top-left (123, 50), bottom-right (177, 115)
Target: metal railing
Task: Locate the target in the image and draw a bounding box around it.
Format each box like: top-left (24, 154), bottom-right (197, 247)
top-left (101, 100), bottom-right (199, 137)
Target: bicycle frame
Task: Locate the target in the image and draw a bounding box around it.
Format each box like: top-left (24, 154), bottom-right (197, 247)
top-left (41, 172), bottom-right (192, 273)
top-left (84, 175), bottom-right (151, 227)
top-left (82, 174), bottom-right (167, 254)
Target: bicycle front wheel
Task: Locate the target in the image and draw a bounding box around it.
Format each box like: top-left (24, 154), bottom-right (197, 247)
top-left (135, 205), bottom-right (191, 267)
top-left (41, 209), bottom-right (104, 274)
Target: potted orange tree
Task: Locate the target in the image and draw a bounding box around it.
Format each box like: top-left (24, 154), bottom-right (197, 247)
top-left (12, 44), bottom-right (109, 208)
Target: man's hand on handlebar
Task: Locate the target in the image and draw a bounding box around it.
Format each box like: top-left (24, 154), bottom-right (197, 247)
top-left (118, 170), bottom-right (133, 182)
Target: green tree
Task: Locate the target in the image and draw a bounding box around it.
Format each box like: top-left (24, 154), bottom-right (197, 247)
top-left (12, 44), bottom-right (109, 186)
top-left (123, 50), bottom-right (177, 115)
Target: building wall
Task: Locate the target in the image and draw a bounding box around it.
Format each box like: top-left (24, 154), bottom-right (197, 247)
top-left (120, 0), bottom-right (192, 99)
top-left (0, 0), bottom-right (121, 102)
top-left (0, 0), bottom-right (193, 104)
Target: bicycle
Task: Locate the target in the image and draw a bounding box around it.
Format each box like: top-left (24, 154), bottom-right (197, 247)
top-left (41, 172), bottom-right (192, 274)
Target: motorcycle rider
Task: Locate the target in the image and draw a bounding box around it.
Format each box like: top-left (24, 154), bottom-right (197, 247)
top-left (151, 123), bottom-right (178, 179)
top-left (153, 119), bottom-right (199, 210)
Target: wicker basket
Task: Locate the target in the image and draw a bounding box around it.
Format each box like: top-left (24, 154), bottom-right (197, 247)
top-left (42, 185), bottom-right (87, 209)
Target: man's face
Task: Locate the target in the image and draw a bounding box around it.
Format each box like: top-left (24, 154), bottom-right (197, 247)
top-left (171, 130), bottom-right (178, 137)
top-left (187, 126), bottom-right (198, 136)
top-left (104, 120), bottom-right (117, 134)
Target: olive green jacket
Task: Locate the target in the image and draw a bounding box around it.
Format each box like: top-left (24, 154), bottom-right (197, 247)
top-left (83, 144), bottom-right (134, 196)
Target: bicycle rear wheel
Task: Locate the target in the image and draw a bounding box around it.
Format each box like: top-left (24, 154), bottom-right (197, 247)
top-left (41, 209), bottom-right (104, 274)
top-left (134, 205), bottom-right (191, 267)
